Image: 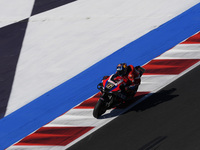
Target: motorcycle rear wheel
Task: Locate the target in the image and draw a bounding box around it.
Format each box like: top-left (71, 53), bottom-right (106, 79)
top-left (93, 99), bottom-right (106, 118)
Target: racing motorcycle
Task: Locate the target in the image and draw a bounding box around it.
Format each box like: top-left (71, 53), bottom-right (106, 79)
top-left (93, 66), bottom-right (145, 118)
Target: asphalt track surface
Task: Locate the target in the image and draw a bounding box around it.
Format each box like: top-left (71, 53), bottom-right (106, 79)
top-left (68, 65), bottom-right (200, 150)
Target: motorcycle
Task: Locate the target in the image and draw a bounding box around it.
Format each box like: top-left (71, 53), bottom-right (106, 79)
top-left (93, 66), bottom-right (145, 118)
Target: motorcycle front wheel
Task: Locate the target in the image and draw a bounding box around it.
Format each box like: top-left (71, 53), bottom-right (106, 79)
top-left (93, 99), bottom-right (106, 118)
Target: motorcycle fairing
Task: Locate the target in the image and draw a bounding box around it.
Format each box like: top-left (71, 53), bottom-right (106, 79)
top-left (102, 74), bottom-right (124, 92)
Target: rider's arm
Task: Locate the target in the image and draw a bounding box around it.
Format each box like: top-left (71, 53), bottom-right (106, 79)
top-left (128, 66), bottom-right (141, 86)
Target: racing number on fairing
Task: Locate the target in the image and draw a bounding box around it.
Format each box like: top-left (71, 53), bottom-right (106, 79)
top-left (106, 82), bottom-right (115, 89)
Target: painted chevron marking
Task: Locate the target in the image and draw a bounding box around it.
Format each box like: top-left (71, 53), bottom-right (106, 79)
top-left (0, 19), bottom-right (29, 118)
top-left (31, 0), bottom-right (76, 16)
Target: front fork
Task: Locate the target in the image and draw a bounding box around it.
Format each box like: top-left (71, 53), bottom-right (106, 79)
top-left (100, 93), bottom-right (114, 109)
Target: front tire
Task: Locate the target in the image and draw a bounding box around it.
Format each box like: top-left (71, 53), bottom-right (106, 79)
top-left (93, 99), bottom-right (106, 118)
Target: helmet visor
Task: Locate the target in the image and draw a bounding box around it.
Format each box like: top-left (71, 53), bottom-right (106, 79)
top-left (117, 65), bottom-right (123, 71)
top-left (117, 65), bottom-right (123, 75)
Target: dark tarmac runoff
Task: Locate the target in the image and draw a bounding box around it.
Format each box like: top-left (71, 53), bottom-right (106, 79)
top-left (68, 64), bottom-right (200, 150)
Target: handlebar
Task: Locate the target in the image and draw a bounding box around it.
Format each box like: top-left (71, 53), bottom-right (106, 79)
top-left (97, 83), bottom-right (103, 91)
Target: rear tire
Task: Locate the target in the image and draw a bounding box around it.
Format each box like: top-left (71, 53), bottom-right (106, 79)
top-left (93, 99), bottom-right (106, 118)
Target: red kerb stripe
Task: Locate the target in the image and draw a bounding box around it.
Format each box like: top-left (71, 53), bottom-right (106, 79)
top-left (74, 92), bottom-right (102, 109)
top-left (181, 32), bottom-right (200, 44)
top-left (15, 127), bottom-right (94, 146)
top-left (143, 59), bottom-right (199, 75)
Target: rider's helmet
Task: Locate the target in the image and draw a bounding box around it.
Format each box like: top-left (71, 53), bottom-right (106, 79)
top-left (116, 63), bottom-right (128, 75)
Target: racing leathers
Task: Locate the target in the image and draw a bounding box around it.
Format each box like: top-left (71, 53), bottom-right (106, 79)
top-left (112, 65), bottom-right (141, 99)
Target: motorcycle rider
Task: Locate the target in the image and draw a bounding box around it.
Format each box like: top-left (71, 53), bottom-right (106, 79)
top-left (112, 63), bottom-right (142, 99)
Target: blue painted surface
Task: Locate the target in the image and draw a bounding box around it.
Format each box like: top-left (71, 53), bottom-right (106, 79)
top-left (1, 3), bottom-right (200, 149)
